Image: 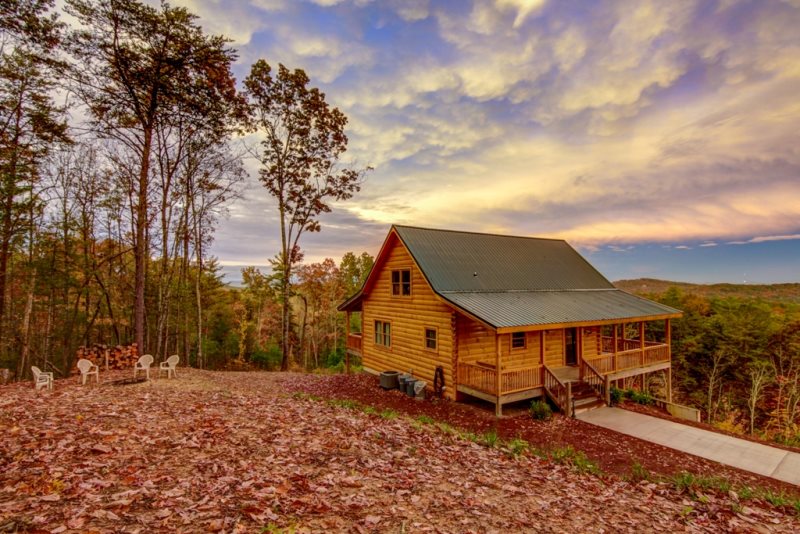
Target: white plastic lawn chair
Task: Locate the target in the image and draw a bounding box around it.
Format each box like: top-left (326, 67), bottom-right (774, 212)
top-left (31, 366), bottom-right (53, 390)
top-left (134, 354), bottom-right (154, 380)
top-left (76, 358), bottom-right (99, 385)
top-left (159, 355), bottom-right (179, 379)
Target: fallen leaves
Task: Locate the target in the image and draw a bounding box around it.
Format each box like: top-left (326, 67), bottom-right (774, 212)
top-left (0, 369), bottom-right (797, 533)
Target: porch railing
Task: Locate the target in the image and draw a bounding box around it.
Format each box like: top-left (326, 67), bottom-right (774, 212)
top-left (589, 341), bottom-right (671, 374)
top-left (458, 363), bottom-right (497, 395)
top-left (458, 363), bottom-right (543, 396)
top-left (543, 365), bottom-right (571, 416)
top-left (346, 333), bottom-right (362, 353)
top-left (601, 336), bottom-right (662, 353)
top-left (580, 358), bottom-right (609, 404)
top-left (502, 365), bottom-right (542, 394)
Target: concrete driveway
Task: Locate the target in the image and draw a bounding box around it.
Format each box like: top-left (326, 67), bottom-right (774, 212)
top-left (577, 407), bottom-right (800, 486)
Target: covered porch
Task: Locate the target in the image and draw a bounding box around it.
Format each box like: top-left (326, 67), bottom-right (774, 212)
top-left (456, 319), bottom-right (673, 416)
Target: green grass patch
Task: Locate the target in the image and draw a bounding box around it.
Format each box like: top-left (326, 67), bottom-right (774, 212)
top-left (291, 392), bottom-right (321, 401)
top-left (670, 471), bottom-right (732, 494)
top-left (327, 398), bottom-right (360, 410)
top-left (435, 422), bottom-right (456, 435)
top-left (507, 437), bottom-right (530, 456)
top-left (415, 415), bottom-right (435, 425)
top-left (481, 429), bottom-right (499, 448)
top-left (545, 445), bottom-right (602, 476)
top-left (261, 524), bottom-right (296, 534)
top-left (628, 461), bottom-right (652, 482)
top-left (379, 409), bottom-right (398, 420)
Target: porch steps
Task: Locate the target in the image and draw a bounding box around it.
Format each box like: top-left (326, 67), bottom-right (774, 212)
top-left (570, 382), bottom-right (605, 416)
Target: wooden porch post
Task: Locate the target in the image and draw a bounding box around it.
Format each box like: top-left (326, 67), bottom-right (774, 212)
top-left (612, 324), bottom-right (618, 371)
top-left (495, 333), bottom-right (502, 417)
top-left (540, 330), bottom-right (545, 365)
top-left (666, 319), bottom-right (672, 402)
top-left (639, 321), bottom-right (645, 367)
top-left (345, 311), bottom-right (351, 375)
top-left (578, 327), bottom-right (583, 380)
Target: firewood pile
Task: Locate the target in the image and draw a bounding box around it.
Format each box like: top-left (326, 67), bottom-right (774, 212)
top-left (75, 344), bottom-right (139, 371)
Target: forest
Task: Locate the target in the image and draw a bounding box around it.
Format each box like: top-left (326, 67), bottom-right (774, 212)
top-left (0, 0), bottom-right (368, 381)
top-left (641, 286), bottom-right (800, 445)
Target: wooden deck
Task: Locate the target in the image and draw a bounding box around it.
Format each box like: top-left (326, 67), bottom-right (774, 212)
top-left (455, 340), bottom-right (671, 415)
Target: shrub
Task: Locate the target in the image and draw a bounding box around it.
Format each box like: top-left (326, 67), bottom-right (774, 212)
top-left (629, 461), bottom-right (651, 482)
top-left (610, 386), bottom-right (623, 405)
top-left (629, 390), bottom-right (653, 405)
top-left (481, 429), bottom-right (499, 448)
top-left (530, 399), bottom-right (553, 420)
top-left (250, 345), bottom-right (283, 370)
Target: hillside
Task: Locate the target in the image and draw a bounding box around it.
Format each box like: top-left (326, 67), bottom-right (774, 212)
top-left (1, 371), bottom-right (798, 532)
top-left (614, 278), bottom-right (800, 303)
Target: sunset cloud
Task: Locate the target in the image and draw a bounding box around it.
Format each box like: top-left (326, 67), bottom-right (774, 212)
top-left (171, 0), bottom-right (800, 283)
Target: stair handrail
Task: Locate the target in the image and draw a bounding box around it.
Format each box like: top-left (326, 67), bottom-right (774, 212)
top-left (580, 359), bottom-right (610, 405)
top-left (543, 365), bottom-right (572, 416)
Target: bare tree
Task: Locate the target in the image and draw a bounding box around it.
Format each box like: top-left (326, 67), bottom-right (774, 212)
top-left (243, 60), bottom-right (369, 370)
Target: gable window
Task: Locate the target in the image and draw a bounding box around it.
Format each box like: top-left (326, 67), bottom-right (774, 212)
top-left (374, 320), bottom-right (391, 347)
top-left (424, 327), bottom-right (437, 351)
top-left (511, 331), bottom-right (526, 349)
top-left (391, 269), bottom-right (411, 296)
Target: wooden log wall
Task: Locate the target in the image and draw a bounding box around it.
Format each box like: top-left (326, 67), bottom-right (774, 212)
top-left (581, 327), bottom-right (601, 360)
top-left (544, 330), bottom-right (564, 367)
top-left (75, 343), bottom-right (139, 372)
top-left (362, 237), bottom-right (456, 399)
top-left (499, 332), bottom-right (541, 369)
top-left (456, 315), bottom-right (495, 365)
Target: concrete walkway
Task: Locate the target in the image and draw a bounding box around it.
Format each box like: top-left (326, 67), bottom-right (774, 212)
top-left (577, 407), bottom-right (800, 486)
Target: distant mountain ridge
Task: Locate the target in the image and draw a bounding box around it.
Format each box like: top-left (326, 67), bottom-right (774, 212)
top-left (614, 278), bottom-right (800, 303)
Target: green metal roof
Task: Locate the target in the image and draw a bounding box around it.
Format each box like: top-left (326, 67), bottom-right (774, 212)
top-left (394, 225), bottom-right (614, 291)
top-left (441, 289), bottom-right (680, 329)
top-left (339, 225), bottom-right (682, 326)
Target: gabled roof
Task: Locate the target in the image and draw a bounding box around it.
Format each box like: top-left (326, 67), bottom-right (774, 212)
top-left (339, 225), bottom-right (682, 329)
top-left (394, 225), bottom-right (614, 292)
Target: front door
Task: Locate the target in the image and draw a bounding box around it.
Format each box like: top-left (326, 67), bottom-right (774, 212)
top-left (565, 328), bottom-right (578, 366)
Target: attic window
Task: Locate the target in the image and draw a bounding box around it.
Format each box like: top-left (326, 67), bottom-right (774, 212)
top-left (511, 332), bottom-right (526, 349)
top-left (391, 269), bottom-right (411, 296)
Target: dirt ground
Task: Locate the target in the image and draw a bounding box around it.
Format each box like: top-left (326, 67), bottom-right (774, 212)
top-left (1, 369), bottom-right (798, 533)
top-left (285, 372), bottom-right (800, 496)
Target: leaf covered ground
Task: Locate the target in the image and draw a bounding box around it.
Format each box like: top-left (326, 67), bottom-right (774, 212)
top-left (1, 370), bottom-right (798, 533)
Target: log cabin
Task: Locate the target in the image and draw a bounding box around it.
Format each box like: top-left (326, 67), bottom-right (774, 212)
top-left (339, 226), bottom-right (682, 416)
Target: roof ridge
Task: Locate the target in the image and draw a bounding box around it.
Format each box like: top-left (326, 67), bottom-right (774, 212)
top-left (393, 224), bottom-right (567, 243)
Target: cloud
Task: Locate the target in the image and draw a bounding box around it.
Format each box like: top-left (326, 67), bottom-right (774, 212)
top-left (158, 0), bottom-right (800, 272)
top-left (728, 234), bottom-right (800, 245)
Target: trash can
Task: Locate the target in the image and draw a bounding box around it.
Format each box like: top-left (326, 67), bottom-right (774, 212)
top-left (413, 380), bottom-right (427, 400)
top-left (398, 374), bottom-right (410, 391)
top-left (380, 370), bottom-right (400, 390)
top-left (405, 378), bottom-right (417, 397)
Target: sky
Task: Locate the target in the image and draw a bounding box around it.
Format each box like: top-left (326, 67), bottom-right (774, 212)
top-left (172, 0), bottom-right (800, 285)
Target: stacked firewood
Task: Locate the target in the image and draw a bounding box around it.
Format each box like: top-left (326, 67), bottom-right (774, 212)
top-left (75, 344), bottom-right (139, 371)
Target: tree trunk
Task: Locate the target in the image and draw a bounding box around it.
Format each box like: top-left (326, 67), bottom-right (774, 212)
top-left (16, 269), bottom-right (36, 379)
top-left (134, 128), bottom-right (153, 355)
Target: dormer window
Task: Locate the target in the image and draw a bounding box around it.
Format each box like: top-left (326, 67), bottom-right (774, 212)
top-left (392, 269), bottom-right (411, 296)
